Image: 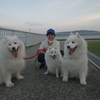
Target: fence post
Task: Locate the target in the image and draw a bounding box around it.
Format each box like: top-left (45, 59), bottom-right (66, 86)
top-left (0, 29), bottom-right (1, 38)
top-left (1, 29), bottom-right (3, 38)
top-left (25, 32), bottom-right (27, 46)
top-left (13, 31), bottom-right (14, 35)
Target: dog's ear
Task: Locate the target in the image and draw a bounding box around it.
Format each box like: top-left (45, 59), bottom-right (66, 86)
top-left (76, 32), bottom-right (80, 38)
top-left (70, 32), bottom-right (74, 36)
top-left (2, 35), bottom-right (8, 42)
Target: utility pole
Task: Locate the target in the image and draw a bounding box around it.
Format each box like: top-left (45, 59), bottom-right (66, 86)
top-left (29, 28), bottom-right (31, 32)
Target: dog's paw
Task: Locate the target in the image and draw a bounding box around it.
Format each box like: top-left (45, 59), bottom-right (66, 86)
top-left (17, 75), bottom-right (24, 80)
top-left (56, 75), bottom-right (59, 78)
top-left (44, 71), bottom-right (48, 74)
top-left (63, 78), bottom-right (68, 82)
top-left (6, 82), bottom-right (14, 88)
top-left (80, 81), bottom-right (87, 85)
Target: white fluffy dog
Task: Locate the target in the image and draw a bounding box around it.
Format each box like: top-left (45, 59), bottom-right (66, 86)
top-left (62, 33), bottom-right (88, 85)
top-left (44, 46), bottom-right (63, 78)
top-left (0, 35), bottom-right (25, 87)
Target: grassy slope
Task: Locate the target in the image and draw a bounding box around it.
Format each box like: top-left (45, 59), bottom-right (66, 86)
top-left (88, 41), bottom-right (100, 57)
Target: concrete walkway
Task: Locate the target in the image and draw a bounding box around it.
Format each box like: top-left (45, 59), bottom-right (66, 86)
top-left (0, 41), bottom-right (100, 100)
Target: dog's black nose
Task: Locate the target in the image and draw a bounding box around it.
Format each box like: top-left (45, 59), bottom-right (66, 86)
top-left (67, 46), bottom-right (70, 49)
top-left (12, 47), bottom-right (15, 50)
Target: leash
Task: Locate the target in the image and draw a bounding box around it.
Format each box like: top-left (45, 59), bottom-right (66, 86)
top-left (33, 56), bottom-right (38, 69)
top-left (24, 48), bottom-right (46, 60)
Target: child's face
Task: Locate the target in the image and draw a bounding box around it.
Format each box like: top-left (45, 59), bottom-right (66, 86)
top-left (47, 34), bottom-right (55, 41)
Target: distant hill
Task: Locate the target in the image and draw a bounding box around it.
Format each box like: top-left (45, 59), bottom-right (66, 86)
top-left (72, 30), bottom-right (98, 33)
top-left (56, 30), bottom-right (100, 36)
top-left (56, 30), bottom-right (99, 34)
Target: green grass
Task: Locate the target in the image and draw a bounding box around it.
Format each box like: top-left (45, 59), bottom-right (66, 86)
top-left (88, 41), bottom-right (100, 57)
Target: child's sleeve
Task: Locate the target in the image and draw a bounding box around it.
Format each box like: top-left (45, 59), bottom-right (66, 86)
top-left (39, 41), bottom-right (45, 50)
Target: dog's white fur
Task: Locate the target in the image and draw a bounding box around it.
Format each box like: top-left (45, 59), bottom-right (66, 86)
top-left (0, 35), bottom-right (25, 87)
top-left (62, 32), bottom-right (88, 85)
top-left (44, 46), bottom-right (63, 78)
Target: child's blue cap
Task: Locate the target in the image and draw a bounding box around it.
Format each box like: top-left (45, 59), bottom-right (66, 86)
top-left (46, 29), bottom-right (55, 36)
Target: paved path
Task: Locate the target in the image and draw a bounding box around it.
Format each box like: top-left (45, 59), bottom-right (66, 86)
top-left (0, 42), bottom-right (100, 100)
top-left (88, 52), bottom-right (100, 70)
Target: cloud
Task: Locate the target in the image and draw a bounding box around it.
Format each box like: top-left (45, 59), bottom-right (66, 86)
top-left (79, 14), bottom-right (100, 22)
top-left (44, 0), bottom-right (85, 13)
top-left (68, 13), bottom-right (100, 24)
top-left (84, 14), bottom-right (100, 20)
top-left (25, 22), bottom-right (43, 26)
top-left (96, 4), bottom-right (100, 7)
top-left (67, 0), bottom-right (85, 9)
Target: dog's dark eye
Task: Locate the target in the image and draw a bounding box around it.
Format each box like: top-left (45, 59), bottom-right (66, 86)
top-left (72, 41), bottom-right (75, 43)
top-left (51, 51), bottom-right (53, 54)
top-left (14, 42), bottom-right (17, 44)
top-left (9, 44), bottom-right (11, 46)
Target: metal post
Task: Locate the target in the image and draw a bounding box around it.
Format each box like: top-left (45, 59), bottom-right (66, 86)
top-left (2, 29), bottom-right (4, 37)
top-left (33, 33), bottom-right (34, 45)
top-left (0, 29), bottom-right (1, 38)
top-left (13, 31), bottom-right (14, 35)
top-left (1, 29), bottom-right (2, 38)
top-left (25, 32), bottom-right (27, 46)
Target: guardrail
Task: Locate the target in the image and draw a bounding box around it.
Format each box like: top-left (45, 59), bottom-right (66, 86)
top-left (0, 28), bottom-right (100, 46)
top-left (88, 52), bottom-right (100, 70)
top-left (0, 28), bottom-right (45, 46)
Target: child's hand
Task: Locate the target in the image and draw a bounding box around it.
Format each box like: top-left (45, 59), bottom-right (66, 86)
top-left (38, 51), bottom-right (44, 54)
top-left (37, 48), bottom-right (48, 54)
top-left (45, 48), bottom-right (48, 51)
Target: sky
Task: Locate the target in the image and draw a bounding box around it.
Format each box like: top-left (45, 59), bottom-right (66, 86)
top-left (0, 0), bottom-right (100, 34)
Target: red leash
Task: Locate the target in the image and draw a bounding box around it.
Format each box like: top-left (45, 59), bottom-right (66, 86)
top-left (24, 48), bottom-right (46, 60)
